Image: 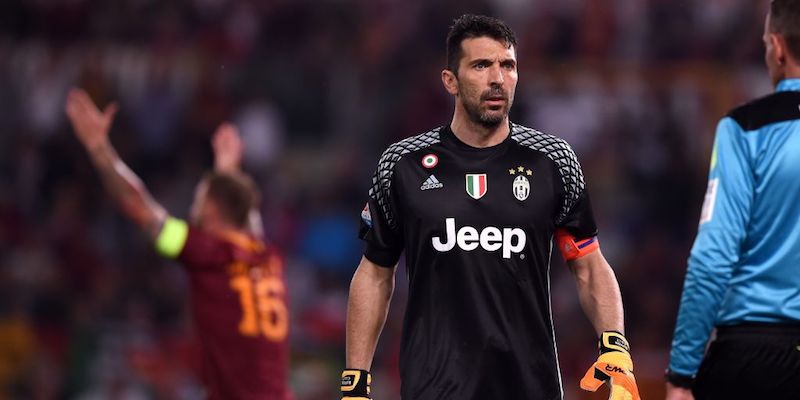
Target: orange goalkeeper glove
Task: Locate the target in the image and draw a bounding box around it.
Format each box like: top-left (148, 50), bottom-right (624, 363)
top-left (341, 369), bottom-right (371, 400)
top-left (580, 331), bottom-right (640, 400)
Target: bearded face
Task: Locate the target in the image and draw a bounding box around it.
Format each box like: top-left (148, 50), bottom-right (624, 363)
top-left (451, 37), bottom-right (518, 128)
top-left (459, 81), bottom-right (513, 128)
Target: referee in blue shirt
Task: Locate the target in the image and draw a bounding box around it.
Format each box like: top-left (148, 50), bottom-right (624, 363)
top-left (666, 1), bottom-right (800, 399)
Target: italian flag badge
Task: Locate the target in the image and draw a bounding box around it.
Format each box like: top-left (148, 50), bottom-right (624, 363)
top-left (465, 174), bottom-right (488, 199)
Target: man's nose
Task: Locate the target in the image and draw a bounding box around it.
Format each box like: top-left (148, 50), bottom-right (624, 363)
top-left (488, 64), bottom-right (504, 85)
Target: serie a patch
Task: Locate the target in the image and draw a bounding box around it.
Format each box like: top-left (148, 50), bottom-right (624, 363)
top-left (361, 203), bottom-right (372, 227)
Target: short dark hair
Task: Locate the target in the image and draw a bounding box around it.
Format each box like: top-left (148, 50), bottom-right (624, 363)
top-left (446, 14), bottom-right (517, 75)
top-left (202, 171), bottom-right (259, 229)
top-left (770, 0), bottom-right (800, 61)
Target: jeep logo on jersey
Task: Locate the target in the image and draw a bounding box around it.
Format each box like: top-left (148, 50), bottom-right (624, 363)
top-left (431, 218), bottom-right (526, 259)
top-left (465, 174), bottom-right (488, 199)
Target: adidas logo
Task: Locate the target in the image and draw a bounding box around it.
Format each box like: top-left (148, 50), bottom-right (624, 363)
top-left (421, 175), bottom-right (444, 190)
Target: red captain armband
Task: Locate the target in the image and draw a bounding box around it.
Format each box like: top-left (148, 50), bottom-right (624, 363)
top-left (555, 229), bottom-right (599, 261)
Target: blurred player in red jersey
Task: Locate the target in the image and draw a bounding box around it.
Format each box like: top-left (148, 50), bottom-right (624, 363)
top-left (65, 88), bottom-right (290, 400)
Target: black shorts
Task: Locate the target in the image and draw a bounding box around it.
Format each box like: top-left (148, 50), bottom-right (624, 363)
top-left (693, 324), bottom-right (800, 400)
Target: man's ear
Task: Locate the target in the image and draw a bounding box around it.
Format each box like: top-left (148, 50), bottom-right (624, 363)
top-left (441, 69), bottom-right (459, 96)
top-left (771, 33), bottom-right (787, 66)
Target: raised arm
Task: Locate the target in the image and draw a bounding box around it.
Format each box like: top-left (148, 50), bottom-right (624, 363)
top-left (65, 88), bottom-right (166, 238)
top-left (212, 122), bottom-right (243, 173)
top-left (211, 122), bottom-right (264, 237)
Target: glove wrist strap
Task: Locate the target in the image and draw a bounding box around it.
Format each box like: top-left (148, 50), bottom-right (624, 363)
top-left (341, 369), bottom-right (371, 398)
top-left (599, 330), bottom-right (630, 355)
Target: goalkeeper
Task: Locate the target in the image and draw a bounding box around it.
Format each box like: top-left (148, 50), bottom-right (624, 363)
top-left (667, 1), bottom-right (800, 399)
top-left (342, 14), bottom-right (639, 400)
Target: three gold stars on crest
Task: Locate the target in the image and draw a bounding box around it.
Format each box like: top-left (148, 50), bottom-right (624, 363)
top-left (508, 166), bottom-right (532, 176)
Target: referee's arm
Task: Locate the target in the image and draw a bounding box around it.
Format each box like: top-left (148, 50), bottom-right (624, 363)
top-left (569, 249), bottom-right (625, 334)
top-left (346, 256), bottom-right (397, 370)
top-left (668, 117), bottom-right (752, 383)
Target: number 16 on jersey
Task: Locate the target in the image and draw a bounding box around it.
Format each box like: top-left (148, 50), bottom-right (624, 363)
top-left (229, 260), bottom-right (289, 341)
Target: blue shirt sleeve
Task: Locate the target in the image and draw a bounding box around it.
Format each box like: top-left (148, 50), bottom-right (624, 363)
top-left (668, 117), bottom-right (754, 375)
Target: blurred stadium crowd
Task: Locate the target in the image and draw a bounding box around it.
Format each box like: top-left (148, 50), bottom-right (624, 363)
top-left (0, 0), bottom-right (774, 399)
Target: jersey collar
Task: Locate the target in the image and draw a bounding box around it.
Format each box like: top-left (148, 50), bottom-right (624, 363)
top-left (216, 229), bottom-right (264, 252)
top-left (776, 78), bottom-right (800, 92)
top-left (441, 122), bottom-right (514, 154)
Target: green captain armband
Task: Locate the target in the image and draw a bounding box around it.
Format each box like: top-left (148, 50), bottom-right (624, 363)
top-left (155, 217), bottom-right (189, 259)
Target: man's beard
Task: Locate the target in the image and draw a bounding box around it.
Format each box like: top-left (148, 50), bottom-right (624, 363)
top-left (461, 86), bottom-right (511, 128)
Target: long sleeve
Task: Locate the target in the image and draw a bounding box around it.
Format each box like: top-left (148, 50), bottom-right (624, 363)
top-left (668, 117), bottom-right (754, 376)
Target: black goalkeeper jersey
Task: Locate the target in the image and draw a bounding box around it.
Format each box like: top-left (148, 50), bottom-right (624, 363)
top-left (359, 122), bottom-right (598, 400)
